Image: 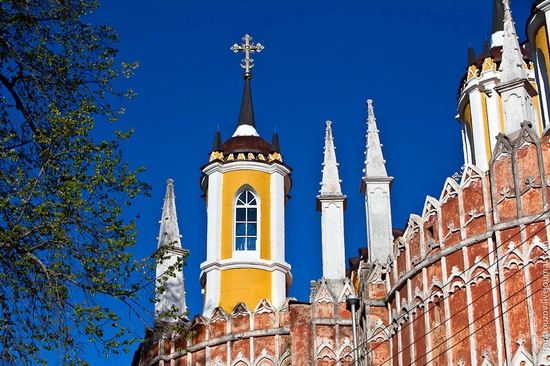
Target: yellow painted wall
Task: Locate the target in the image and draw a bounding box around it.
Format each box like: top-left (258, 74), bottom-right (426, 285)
top-left (481, 94), bottom-right (491, 163)
top-left (219, 268), bottom-right (271, 312)
top-left (535, 24), bottom-right (549, 132)
top-left (535, 24), bottom-right (550, 69)
top-left (498, 93), bottom-right (504, 132)
top-left (463, 102), bottom-right (472, 126)
top-left (220, 170), bottom-right (271, 260)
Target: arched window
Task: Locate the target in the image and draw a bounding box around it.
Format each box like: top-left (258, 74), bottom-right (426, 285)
top-left (234, 190), bottom-right (258, 251)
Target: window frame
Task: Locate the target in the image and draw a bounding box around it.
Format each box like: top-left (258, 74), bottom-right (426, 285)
top-left (233, 187), bottom-right (260, 255)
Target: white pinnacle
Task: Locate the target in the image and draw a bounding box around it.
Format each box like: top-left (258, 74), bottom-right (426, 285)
top-left (317, 121), bottom-right (346, 280)
top-left (157, 179), bottom-right (182, 249)
top-left (155, 179), bottom-right (187, 320)
top-left (495, 0), bottom-right (537, 135)
top-left (319, 121), bottom-right (343, 195)
top-left (499, 0), bottom-right (527, 84)
top-left (364, 100), bottom-right (388, 178)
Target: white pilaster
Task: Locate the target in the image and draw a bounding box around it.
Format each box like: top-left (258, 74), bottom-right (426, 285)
top-left (469, 85), bottom-right (490, 171)
top-left (482, 78), bottom-right (502, 155)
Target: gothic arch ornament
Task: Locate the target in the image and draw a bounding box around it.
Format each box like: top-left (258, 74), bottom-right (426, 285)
top-left (411, 288), bottom-right (425, 314)
top-left (254, 298), bottom-right (275, 315)
top-left (213, 356), bottom-right (228, 366)
top-left (426, 278), bottom-right (445, 302)
top-left (514, 121), bottom-right (540, 152)
top-left (231, 352), bottom-right (252, 366)
top-left (536, 333), bottom-right (550, 365)
top-left (490, 133), bottom-right (513, 165)
top-left (254, 348), bottom-right (276, 366)
top-left (525, 235), bottom-right (550, 264)
top-left (502, 242), bottom-right (527, 270)
top-left (337, 279), bottom-right (355, 303)
top-left (336, 337), bottom-right (354, 362)
top-left (460, 163), bottom-right (485, 189)
top-left (468, 259), bottom-right (493, 285)
top-left (278, 347), bottom-right (291, 366)
top-left (422, 196), bottom-right (440, 220)
top-left (231, 302), bottom-right (252, 318)
top-left (510, 339), bottom-right (535, 366)
top-left (440, 177), bottom-right (460, 205)
top-left (210, 307), bottom-right (229, 323)
top-left (368, 318), bottom-right (390, 342)
top-left (446, 265), bottom-right (467, 294)
top-left (314, 282), bottom-right (334, 304)
top-left (479, 349), bottom-right (495, 366)
top-left (317, 338), bottom-right (337, 361)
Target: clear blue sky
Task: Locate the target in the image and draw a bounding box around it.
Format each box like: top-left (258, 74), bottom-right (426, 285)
top-left (79, 1), bottom-right (532, 364)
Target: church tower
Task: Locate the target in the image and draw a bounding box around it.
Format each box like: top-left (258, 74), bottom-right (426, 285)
top-left (199, 35), bottom-right (292, 318)
top-left (457, 0), bottom-right (542, 171)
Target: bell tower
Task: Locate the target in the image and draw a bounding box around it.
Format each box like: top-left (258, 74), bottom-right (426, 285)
top-left (199, 35), bottom-right (292, 318)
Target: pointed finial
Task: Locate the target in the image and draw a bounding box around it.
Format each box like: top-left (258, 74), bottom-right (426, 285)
top-left (157, 179), bottom-right (182, 249)
top-left (235, 74), bottom-right (257, 130)
top-left (231, 34), bottom-right (264, 78)
top-left (490, 0), bottom-right (506, 47)
top-left (212, 131), bottom-right (223, 152)
top-left (499, 0), bottom-right (527, 83)
top-left (365, 99), bottom-right (389, 178)
top-left (492, 0), bottom-right (504, 34)
top-left (319, 120), bottom-right (343, 195)
top-left (231, 36), bottom-right (261, 136)
top-left (270, 132), bottom-right (280, 153)
top-left (467, 47), bottom-right (477, 67)
top-left (481, 40), bottom-right (492, 59)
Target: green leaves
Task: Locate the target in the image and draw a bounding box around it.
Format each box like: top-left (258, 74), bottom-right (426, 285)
top-left (0, 1), bottom-right (153, 364)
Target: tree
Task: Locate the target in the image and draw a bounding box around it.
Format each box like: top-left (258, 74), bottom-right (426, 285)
top-left (0, 1), bottom-right (152, 364)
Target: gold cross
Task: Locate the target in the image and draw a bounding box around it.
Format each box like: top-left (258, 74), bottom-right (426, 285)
top-left (230, 34), bottom-right (264, 75)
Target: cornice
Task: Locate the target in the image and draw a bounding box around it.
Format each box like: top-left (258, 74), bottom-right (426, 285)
top-left (202, 160), bottom-right (291, 176)
top-left (200, 258), bottom-right (291, 273)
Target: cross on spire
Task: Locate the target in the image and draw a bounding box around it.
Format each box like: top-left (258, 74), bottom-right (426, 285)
top-left (230, 34), bottom-right (264, 77)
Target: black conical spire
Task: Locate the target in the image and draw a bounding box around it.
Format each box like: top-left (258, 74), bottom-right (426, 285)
top-left (270, 132), bottom-right (280, 153)
top-left (481, 40), bottom-right (492, 59)
top-left (468, 47), bottom-right (477, 67)
top-left (237, 75), bottom-right (256, 128)
top-left (212, 130), bottom-right (222, 152)
top-left (492, 0), bottom-right (504, 34)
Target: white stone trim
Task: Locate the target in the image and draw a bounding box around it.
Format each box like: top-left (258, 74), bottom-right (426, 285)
top-left (468, 84), bottom-right (490, 171)
top-left (232, 124), bottom-right (259, 137)
top-left (364, 182), bottom-right (393, 264)
top-left (206, 171), bottom-right (223, 263)
top-left (271, 271), bottom-right (287, 309)
top-left (318, 196), bottom-right (346, 279)
top-left (482, 78), bottom-right (502, 163)
top-left (537, 0), bottom-right (550, 13)
top-left (202, 269), bottom-right (221, 318)
top-left (270, 172), bottom-right (285, 263)
top-left (232, 187), bottom-right (261, 257)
